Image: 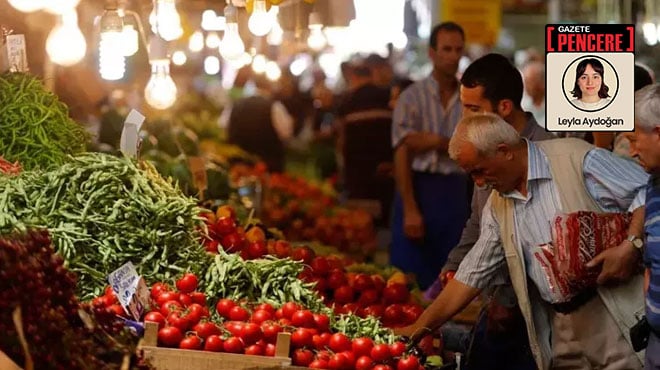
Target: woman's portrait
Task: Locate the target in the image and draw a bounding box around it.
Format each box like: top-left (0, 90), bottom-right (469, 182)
top-left (565, 57), bottom-right (616, 112)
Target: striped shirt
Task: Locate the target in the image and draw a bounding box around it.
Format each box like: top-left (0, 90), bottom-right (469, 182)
top-left (645, 174), bottom-right (660, 331)
top-left (455, 140), bottom-right (648, 303)
top-left (391, 75), bottom-right (463, 174)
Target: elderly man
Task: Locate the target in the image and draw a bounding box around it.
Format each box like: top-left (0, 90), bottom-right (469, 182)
top-left (396, 113), bottom-right (648, 369)
top-left (629, 83), bottom-right (660, 368)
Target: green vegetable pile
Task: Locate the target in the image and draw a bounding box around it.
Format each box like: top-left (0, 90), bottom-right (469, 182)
top-left (0, 72), bottom-right (88, 170)
top-left (332, 314), bottom-right (397, 344)
top-left (0, 152), bottom-right (210, 299)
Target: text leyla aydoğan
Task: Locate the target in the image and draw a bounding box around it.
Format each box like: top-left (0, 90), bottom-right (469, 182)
top-left (558, 117), bottom-right (625, 128)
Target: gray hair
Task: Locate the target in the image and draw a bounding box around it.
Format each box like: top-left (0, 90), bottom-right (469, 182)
top-left (448, 113), bottom-right (521, 160)
top-left (635, 83), bottom-right (660, 132)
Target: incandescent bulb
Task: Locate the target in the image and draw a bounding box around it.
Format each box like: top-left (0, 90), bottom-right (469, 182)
top-left (206, 32), bottom-right (221, 49)
top-left (643, 22), bottom-right (658, 46)
top-left (189, 31), bottom-right (205, 52)
top-left (99, 9), bottom-right (125, 81)
top-left (251, 54), bottom-right (267, 74)
top-left (145, 60), bottom-right (177, 110)
top-left (46, 11), bottom-right (86, 66)
top-left (204, 56), bottom-right (221, 75)
top-left (265, 61), bottom-right (281, 81)
top-left (150, 0), bottom-right (183, 41)
top-left (307, 26), bottom-right (326, 51)
top-left (43, 0), bottom-right (81, 14)
top-left (121, 24), bottom-right (139, 56)
top-left (248, 0), bottom-right (272, 37)
top-left (8, 0), bottom-right (45, 12)
top-left (266, 6), bottom-right (283, 46)
top-left (220, 22), bottom-right (245, 61)
top-left (172, 51), bottom-right (187, 66)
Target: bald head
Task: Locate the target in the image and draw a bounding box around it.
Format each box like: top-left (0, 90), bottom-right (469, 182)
top-left (522, 61), bottom-right (545, 100)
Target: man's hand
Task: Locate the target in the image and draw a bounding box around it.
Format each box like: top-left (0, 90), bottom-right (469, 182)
top-left (392, 324), bottom-right (430, 343)
top-left (587, 241), bottom-right (640, 285)
top-left (403, 208), bottom-right (424, 241)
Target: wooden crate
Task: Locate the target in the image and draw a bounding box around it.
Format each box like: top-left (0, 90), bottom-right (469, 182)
top-left (140, 322), bottom-right (293, 370)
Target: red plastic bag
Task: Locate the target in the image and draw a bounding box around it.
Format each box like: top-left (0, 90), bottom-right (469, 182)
top-left (533, 211), bottom-right (631, 303)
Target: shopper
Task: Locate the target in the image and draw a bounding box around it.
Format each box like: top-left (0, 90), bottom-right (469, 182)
top-left (437, 53), bottom-right (554, 370)
top-left (396, 113), bottom-right (648, 370)
top-left (390, 22), bottom-right (468, 290)
top-left (628, 83), bottom-right (660, 369)
top-left (520, 60), bottom-right (546, 128)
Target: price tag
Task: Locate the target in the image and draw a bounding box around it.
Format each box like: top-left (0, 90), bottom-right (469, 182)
top-left (1, 34), bottom-right (28, 73)
top-left (188, 156), bottom-right (208, 199)
top-left (107, 262), bottom-right (151, 321)
top-left (120, 109), bottom-right (146, 158)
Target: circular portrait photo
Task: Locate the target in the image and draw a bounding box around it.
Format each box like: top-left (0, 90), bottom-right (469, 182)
top-left (562, 55), bottom-right (618, 112)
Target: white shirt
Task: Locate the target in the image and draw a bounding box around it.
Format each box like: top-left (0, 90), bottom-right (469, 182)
top-left (571, 97), bottom-right (611, 111)
top-left (521, 93), bottom-right (545, 128)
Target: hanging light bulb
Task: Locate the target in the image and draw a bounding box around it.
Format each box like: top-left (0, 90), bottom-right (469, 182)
top-left (172, 50), bottom-right (187, 66)
top-left (220, 5), bottom-right (245, 61)
top-left (307, 12), bottom-right (326, 51)
top-left (99, 8), bottom-right (125, 81)
top-left (204, 56), bottom-right (221, 75)
top-left (643, 21), bottom-right (658, 46)
top-left (43, 0), bottom-right (81, 14)
top-left (150, 0), bottom-right (184, 41)
top-left (206, 32), bottom-right (221, 49)
top-left (266, 6), bottom-right (283, 46)
top-left (265, 61), bottom-right (281, 81)
top-left (145, 60), bottom-right (177, 109)
top-left (248, 0), bottom-right (272, 37)
top-left (188, 31), bottom-right (204, 52)
top-left (251, 54), bottom-right (267, 74)
top-left (46, 11), bottom-right (86, 66)
top-left (121, 24), bottom-right (139, 56)
top-left (7, 0), bottom-right (45, 13)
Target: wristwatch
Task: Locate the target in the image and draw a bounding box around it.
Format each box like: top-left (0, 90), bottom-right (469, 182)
top-left (627, 235), bottom-right (644, 251)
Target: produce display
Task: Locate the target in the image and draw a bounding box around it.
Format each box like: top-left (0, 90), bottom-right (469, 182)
top-left (0, 72), bottom-right (88, 170)
top-left (0, 152), bottom-right (209, 299)
top-left (0, 230), bottom-right (150, 369)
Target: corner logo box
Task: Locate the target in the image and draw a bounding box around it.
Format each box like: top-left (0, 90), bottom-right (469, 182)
top-left (545, 24), bottom-right (635, 132)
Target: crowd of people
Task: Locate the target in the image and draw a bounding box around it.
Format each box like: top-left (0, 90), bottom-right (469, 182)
top-left (220, 20), bottom-right (660, 370)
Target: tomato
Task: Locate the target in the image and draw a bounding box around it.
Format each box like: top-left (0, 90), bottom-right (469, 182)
top-left (158, 326), bottom-right (183, 347)
top-left (224, 321), bottom-right (245, 337)
top-left (310, 256), bottom-right (330, 276)
top-left (373, 365), bottom-right (394, 370)
top-left (280, 302), bottom-right (300, 319)
top-left (144, 311), bottom-right (166, 329)
top-left (328, 353), bottom-right (349, 370)
top-left (104, 291), bottom-right (119, 305)
top-left (327, 269), bottom-right (348, 290)
top-left (156, 291), bottom-right (180, 306)
top-left (264, 343), bottom-right (277, 356)
top-left (229, 305), bottom-right (250, 321)
top-left (291, 309), bottom-right (315, 328)
top-left (190, 291), bottom-right (206, 305)
top-left (176, 273), bottom-right (199, 293)
top-left (187, 303), bottom-right (207, 324)
top-left (107, 304), bottom-right (126, 317)
top-left (151, 282), bottom-right (170, 299)
top-left (342, 303), bottom-right (359, 314)
top-left (223, 336), bottom-right (245, 353)
top-left (193, 321), bottom-right (221, 339)
top-left (92, 296), bottom-right (108, 308)
top-left (352, 337), bottom-right (374, 357)
top-left (250, 309), bottom-right (272, 324)
top-left (244, 344), bottom-right (264, 356)
top-left (333, 286), bottom-right (355, 304)
top-left (254, 303), bottom-right (275, 315)
top-left (390, 341), bottom-right (406, 357)
top-left (179, 334), bottom-right (202, 350)
top-left (311, 277), bottom-right (328, 293)
top-left (352, 273), bottom-right (374, 291)
top-left (246, 241), bottom-right (267, 259)
top-left (160, 300), bottom-right (183, 316)
top-left (221, 232), bottom-right (246, 252)
top-left (214, 216), bottom-right (236, 236)
top-left (371, 274), bottom-right (386, 292)
top-left (204, 334), bottom-right (224, 352)
top-left (292, 348), bottom-right (315, 366)
top-left (363, 304), bottom-right (385, 319)
top-left (383, 283), bottom-right (410, 304)
top-left (339, 351), bottom-right (356, 368)
top-left (178, 293), bottom-right (193, 307)
top-left (239, 322), bottom-right (263, 345)
top-left (167, 311), bottom-right (191, 331)
top-left (328, 333), bottom-right (351, 353)
top-left (312, 334), bottom-right (328, 350)
top-left (273, 240), bottom-right (291, 258)
top-left (402, 304), bottom-right (424, 325)
top-left (261, 321), bottom-right (282, 343)
top-left (355, 355), bottom-right (374, 370)
top-left (290, 328), bottom-right (313, 348)
top-left (418, 335), bottom-right (436, 355)
top-left (371, 343), bottom-right (392, 362)
top-left (290, 246), bottom-right (316, 265)
top-left (316, 350), bottom-right (332, 362)
top-left (313, 313), bottom-right (330, 332)
top-left (383, 304), bottom-right (404, 326)
top-left (204, 239), bottom-right (219, 253)
top-left (274, 308), bottom-right (285, 319)
top-left (309, 359), bottom-right (329, 369)
top-left (216, 298), bottom-right (237, 319)
top-left (397, 355), bottom-right (420, 370)
top-left (358, 289), bottom-right (380, 306)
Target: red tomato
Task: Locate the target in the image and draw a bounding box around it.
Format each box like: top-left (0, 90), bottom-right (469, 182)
top-left (402, 304), bottom-right (424, 325)
top-left (290, 246), bottom-right (316, 265)
top-left (312, 334), bottom-right (328, 350)
top-left (254, 303), bottom-right (275, 315)
top-left (313, 313), bottom-right (330, 332)
top-left (383, 283), bottom-right (410, 304)
top-left (216, 298), bottom-right (237, 318)
top-left (244, 344), bottom-right (264, 356)
top-left (358, 289), bottom-right (380, 306)
top-left (224, 321), bottom-right (245, 337)
top-left (178, 293), bottom-right (193, 307)
top-left (371, 274), bottom-right (386, 292)
top-left (239, 322), bottom-right (263, 345)
top-left (144, 311), bottom-right (166, 329)
top-left (342, 303), bottom-right (359, 314)
top-left (352, 273), bottom-right (374, 291)
top-left (340, 351), bottom-right (356, 368)
top-left (327, 269), bottom-right (348, 290)
top-left (246, 241), bottom-right (268, 259)
top-left (158, 326), bottom-right (183, 347)
top-left (214, 216), bottom-right (236, 236)
top-left (291, 309), bottom-right (315, 328)
top-left (328, 353), bottom-right (349, 370)
top-left (204, 335), bottom-right (224, 352)
top-left (371, 343), bottom-right (392, 362)
top-left (221, 232), bottom-right (246, 252)
top-left (190, 291), bottom-right (206, 305)
top-left (204, 239), bottom-right (219, 253)
top-left (373, 365), bottom-right (394, 370)
top-left (316, 350), bottom-right (332, 362)
top-left (390, 341), bottom-right (406, 357)
top-left (179, 334), bottom-right (202, 350)
top-left (176, 273), bottom-right (198, 293)
top-left (167, 311), bottom-right (191, 331)
top-left (104, 292), bottom-right (119, 305)
top-left (156, 291), bottom-right (180, 307)
top-left (328, 333), bottom-right (351, 353)
top-left (264, 343), bottom-right (277, 356)
top-left (351, 337), bottom-right (374, 357)
top-left (333, 286), bottom-right (355, 304)
top-left (229, 305), bottom-right (250, 321)
top-left (223, 336), bottom-right (245, 353)
top-left (250, 309), bottom-right (273, 324)
top-left (291, 328), bottom-right (313, 348)
top-left (106, 304), bottom-right (126, 317)
top-left (292, 348), bottom-right (315, 366)
top-left (309, 359), bottom-right (329, 369)
top-left (281, 302), bottom-right (300, 319)
top-left (383, 304), bottom-right (404, 326)
top-left (160, 300), bottom-right (183, 316)
top-left (355, 355), bottom-right (374, 370)
top-left (193, 321), bottom-right (221, 339)
top-left (261, 321), bottom-right (282, 343)
top-left (186, 303), bottom-right (207, 324)
top-left (310, 256), bottom-right (331, 276)
top-left (363, 304), bottom-right (385, 319)
top-left (397, 355), bottom-right (420, 370)
top-left (151, 282), bottom-right (169, 299)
